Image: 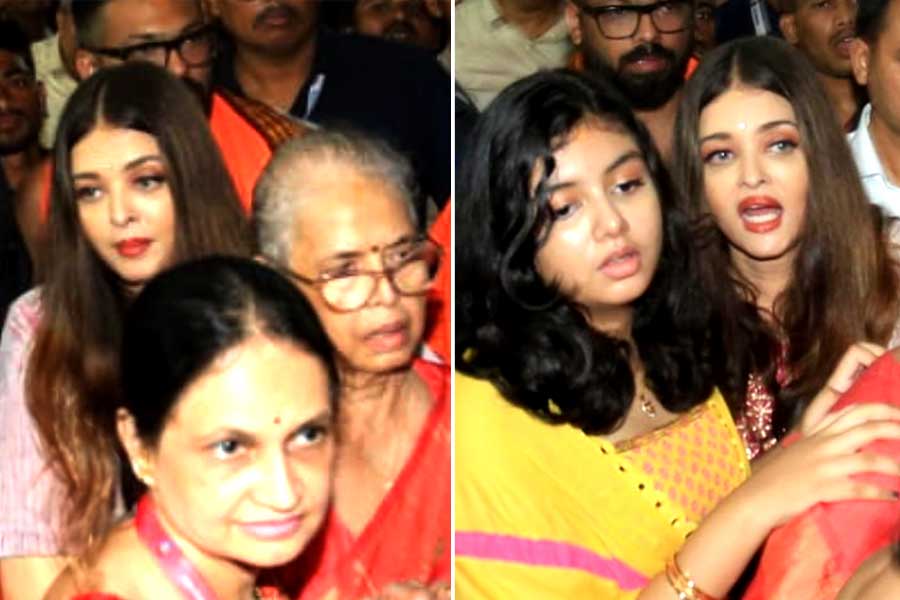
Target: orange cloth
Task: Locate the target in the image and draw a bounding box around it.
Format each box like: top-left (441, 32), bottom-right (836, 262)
top-left (208, 92), bottom-right (273, 214)
top-left (287, 359), bottom-right (450, 600)
top-left (743, 352), bottom-right (900, 600)
top-left (425, 202), bottom-right (451, 362)
top-left (207, 90), bottom-right (304, 214)
top-left (684, 56), bottom-right (699, 79)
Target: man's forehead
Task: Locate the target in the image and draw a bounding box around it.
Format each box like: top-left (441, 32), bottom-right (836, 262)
top-left (101, 0), bottom-right (202, 43)
top-left (584, 0), bottom-right (674, 6)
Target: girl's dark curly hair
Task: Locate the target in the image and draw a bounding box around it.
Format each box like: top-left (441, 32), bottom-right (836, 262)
top-left (456, 69), bottom-right (713, 434)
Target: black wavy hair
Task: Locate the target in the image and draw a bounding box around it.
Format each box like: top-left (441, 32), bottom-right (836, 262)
top-left (456, 69), bottom-right (713, 435)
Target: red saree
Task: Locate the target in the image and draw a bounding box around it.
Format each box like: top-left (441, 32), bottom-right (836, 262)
top-left (286, 359), bottom-right (450, 599)
top-left (743, 352), bottom-right (900, 600)
top-left (425, 202), bottom-right (451, 363)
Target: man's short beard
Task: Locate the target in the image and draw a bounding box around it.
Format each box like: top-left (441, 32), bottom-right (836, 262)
top-left (583, 42), bottom-right (690, 111)
top-left (0, 126), bottom-right (39, 156)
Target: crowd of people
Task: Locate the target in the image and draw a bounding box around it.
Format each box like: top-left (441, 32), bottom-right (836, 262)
top-left (3, 0), bottom-right (900, 598)
top-left (455, 0), bottom-right (900, 599)
top-left (0, 1), bottom-right (450, 599)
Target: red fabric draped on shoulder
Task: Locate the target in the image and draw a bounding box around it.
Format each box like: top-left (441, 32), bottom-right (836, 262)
top-left (278, 359), bottom-right (450, 600)
top-left (425, 202), bottom-right (451, 362)
top-left (744, 352), bottom-right (900, 600)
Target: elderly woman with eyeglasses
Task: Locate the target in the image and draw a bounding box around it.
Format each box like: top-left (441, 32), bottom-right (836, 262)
top-left (252, 129), bottom-right (450, 600)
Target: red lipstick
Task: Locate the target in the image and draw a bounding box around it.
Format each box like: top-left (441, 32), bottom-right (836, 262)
top-left (115, 238), bottom-right (152, 258)
top-left (738, 196), bottom-right (783, 234)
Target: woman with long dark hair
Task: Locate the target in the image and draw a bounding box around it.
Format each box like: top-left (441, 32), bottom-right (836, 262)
top-left (672, 36), bottom-right (900, 459)
top-left (0, 62), bottom-right (253, 598)
top-left (455, 68), bottom-right (900, 599)
top-left (671, 36), bottom-right (900, 600)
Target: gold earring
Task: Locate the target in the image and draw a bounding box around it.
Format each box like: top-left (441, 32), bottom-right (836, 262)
top-left (132, 460), bottom-right (154, 487)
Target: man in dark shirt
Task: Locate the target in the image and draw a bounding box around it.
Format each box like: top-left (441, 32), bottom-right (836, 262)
top-left (566, 0), bottom-right (695, 161)
top-left (211, 0), bottom-right (450, 222)
top-left (0, 20), bottom-right (41, 323)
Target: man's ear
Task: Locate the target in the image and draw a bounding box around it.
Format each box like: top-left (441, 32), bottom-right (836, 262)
top-left (74, 48), bottom-right (99, 81)
top-left (565, 1), bottom-right (584, 46)
top-left (849, 37), bottom-right (871, 87)
top-left (780, 14), bottom-right (799, 45)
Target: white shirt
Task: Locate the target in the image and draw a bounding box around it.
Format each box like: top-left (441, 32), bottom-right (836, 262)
top-left (455, 0), bottom-right (572, 111)
top-left (848, 103), bottom-right (900, 217)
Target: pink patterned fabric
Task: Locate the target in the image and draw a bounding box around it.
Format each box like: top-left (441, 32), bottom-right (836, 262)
top-left (623, 403), bottom-right (747, 523)
top-left (0, 289), bottom-right (61, 556)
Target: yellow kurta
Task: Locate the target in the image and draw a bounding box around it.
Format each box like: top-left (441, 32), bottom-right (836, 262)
top-left (454, 373), bottom-right (750, 599)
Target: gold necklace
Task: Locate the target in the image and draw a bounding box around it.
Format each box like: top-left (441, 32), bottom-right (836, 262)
top-left (638, 388), bottom-right (657, 418)
top-left (632, 365), bottom-right (657, 418)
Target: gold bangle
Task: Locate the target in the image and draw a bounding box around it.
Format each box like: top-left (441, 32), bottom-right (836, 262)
top-left (665, 555), bottom-right (719, 600)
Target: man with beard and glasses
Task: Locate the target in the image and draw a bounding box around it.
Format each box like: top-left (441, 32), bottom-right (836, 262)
top-left (456, 0), bottom-right (572, 111)
top-left (565, 0), bottom-right (696, 160)
top-left (350, 0), bottom-right (449, 62)
top-left (209, 0), bottom-right (450, 224)
top-left (0, 21), bottom-right (39, 327)
top-left (780, 0), bottom-right (866, 130)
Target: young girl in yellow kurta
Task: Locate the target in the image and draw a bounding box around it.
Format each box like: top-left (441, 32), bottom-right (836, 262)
top-left (454, 70), bottom-right (900, 599)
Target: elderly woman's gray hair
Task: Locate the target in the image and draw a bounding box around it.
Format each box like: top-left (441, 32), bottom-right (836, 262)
top-left (253, 128), bottom-right (421, 264)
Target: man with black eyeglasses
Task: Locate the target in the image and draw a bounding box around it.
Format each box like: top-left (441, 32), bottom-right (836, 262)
top-left (68, 0), bottom-right (304, 213)
top-left (565, 0), bottom-right (695, 160)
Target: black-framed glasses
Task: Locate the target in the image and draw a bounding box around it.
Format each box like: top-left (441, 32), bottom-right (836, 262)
top-left (280, 236), bottom-right (442, 312)
top-left (575, 0), bottom-right (693, 39)
top-left (84, 24), bottom-right (217, 69)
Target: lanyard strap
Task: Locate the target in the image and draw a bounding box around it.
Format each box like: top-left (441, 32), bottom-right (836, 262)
top-left (750, 0), bottom-right (773, 35)
top-left (135, 495), bottom-right (220, 600)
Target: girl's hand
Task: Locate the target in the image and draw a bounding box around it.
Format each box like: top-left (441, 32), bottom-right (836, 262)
top-left (737, 402), bottom-right (900, 530)
top-left (800, 342), bottom-right (886, 435)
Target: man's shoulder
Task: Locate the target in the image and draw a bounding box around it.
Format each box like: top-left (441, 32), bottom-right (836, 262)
top-left (211, 88), bottom-right (311, 149)
top-left (847, 104), bottom-right (882, 177)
